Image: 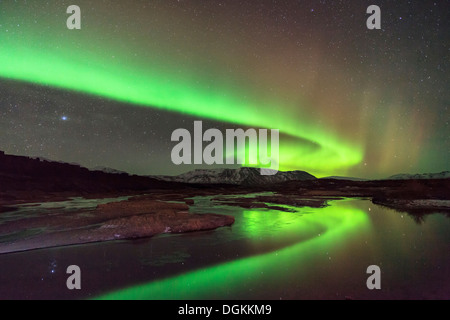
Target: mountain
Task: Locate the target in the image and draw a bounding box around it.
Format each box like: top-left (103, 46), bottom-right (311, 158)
top-left (154, 167), bottom-right (316, 186)
top-left (91, 166), bottom-right (129, 175)
top-left (322, 176), bottom-right (369, 181)
top-left (387, 172), bottom-right (450, 180)
top-left (0, 151), bottom-right (175, 199)
top-left (30, 156), bottom-right (81, 166)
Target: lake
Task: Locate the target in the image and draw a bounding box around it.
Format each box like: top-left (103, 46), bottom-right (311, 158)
top-left (0, 194), bottom-right (448, 300)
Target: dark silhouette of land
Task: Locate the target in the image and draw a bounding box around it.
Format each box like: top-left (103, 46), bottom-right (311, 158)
top-left (0, 150), bottom-right (448, 254)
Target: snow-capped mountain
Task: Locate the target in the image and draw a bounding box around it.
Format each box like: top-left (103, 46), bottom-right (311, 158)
top-left (387, 172), bottom-right (450, 180)
top-left (154, 167), bottom-right (316, 186)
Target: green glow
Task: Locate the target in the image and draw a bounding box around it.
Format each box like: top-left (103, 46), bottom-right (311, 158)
top-left (95, 200), bottom-right (370, 300)
top-left (0, 5), bottom-right (363, 176)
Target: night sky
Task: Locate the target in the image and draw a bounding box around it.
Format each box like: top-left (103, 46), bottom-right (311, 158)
top-left (0, 0), bottom-right (448, 178)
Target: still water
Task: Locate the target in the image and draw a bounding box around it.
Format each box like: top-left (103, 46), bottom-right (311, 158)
top-left (0, 194), bottom-right (448, 300)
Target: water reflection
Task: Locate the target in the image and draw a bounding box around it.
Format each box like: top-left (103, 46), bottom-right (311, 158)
top-left (372, 201), bottom-right (450, 226)
top-left (97, 199), bottom-right (371, 299)
top-left (0, 196), bottom-right (448, 300)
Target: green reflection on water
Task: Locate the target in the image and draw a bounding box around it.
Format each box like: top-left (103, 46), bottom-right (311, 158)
top-left (96, 199), bottom-right (370, 300)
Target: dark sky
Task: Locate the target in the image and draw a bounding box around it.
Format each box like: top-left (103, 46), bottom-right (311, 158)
top-left (0, 0), bottom-right (448, 178)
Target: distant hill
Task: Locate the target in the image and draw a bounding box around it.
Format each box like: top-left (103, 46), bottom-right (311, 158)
top-left (153, 167), bottom-right (316, 186)
top-left (322, 176), bottom-right (369, 181)
top-left (0, 150), bottom-right (175, 199)
top-left (387, 172), bottom-right (450, 180)
top-left (91, 166), bottom-right (129, 175)
top-left (322, 172), bottom-right (450, 181)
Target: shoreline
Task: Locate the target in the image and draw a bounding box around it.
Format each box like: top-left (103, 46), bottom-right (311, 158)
top-left (0, 196), bottom-right (234, 255)
top-left (1, 187), bottom-right (449, 255)
top-left (372, 198), bottom-right (450, 214)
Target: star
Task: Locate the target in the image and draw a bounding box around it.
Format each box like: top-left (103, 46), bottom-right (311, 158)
top-left (0, 1), bottom-right (448, 178)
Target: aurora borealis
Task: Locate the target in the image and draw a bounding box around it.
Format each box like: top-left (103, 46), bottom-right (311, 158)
top-left (96, 200), bottom-right (371, 300)
top-left (0, 1), bottom-right (448, 177)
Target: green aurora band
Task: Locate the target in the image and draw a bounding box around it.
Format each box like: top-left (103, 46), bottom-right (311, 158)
top-left (0, 4), bottom-right (363, 176)
top-left (96, 200), bottom-right (370, 300)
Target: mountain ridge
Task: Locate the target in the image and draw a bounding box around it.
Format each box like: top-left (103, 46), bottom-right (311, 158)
top-left (0, 150), bottom-right (176, 199)
top-left (386, 172), bottom-right (450, 180)
top-left (1, 151), bottom-right (448, 191)
top-left (153, 167), bottom-right (317, 186)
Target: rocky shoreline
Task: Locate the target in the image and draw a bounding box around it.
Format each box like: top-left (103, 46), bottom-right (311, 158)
top-left (0, 196), bottom-right (234, 254)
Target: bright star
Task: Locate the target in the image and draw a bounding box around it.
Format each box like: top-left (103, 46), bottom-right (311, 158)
top-left (61, 116), bottom-right (68, 121)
